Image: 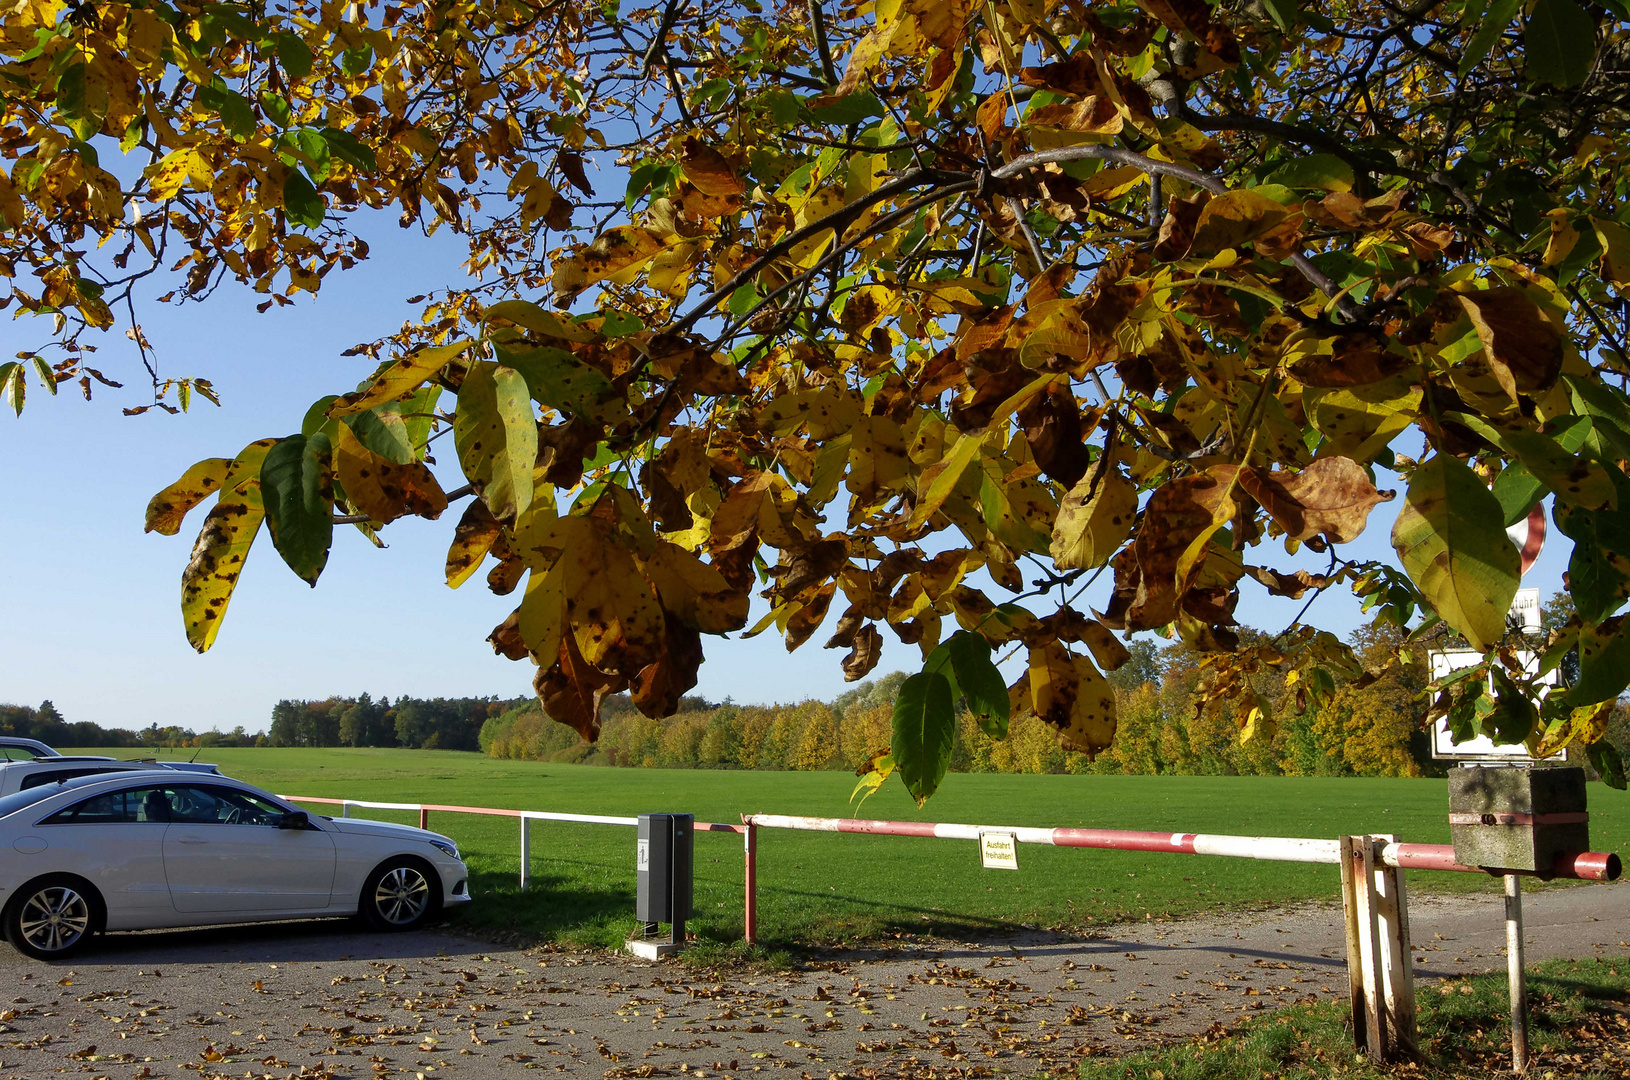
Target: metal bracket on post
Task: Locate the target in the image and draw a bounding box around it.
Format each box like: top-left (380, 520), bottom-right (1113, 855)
top-left (1340, 834), bottom-right (1418, 1062)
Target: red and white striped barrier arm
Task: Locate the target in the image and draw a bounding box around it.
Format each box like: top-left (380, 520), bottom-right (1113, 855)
top-left (739, 814), bottom-right (1621, 882)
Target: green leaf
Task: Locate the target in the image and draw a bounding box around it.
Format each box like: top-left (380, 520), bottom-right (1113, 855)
top-left (199, 81), bottom-right (254, 139)
top-left (1490, 462), bottom-right (1545, 527)
top-left (1553, 475), bottom-right (1630, 624)
top-left (300, 394), bottom-right (340, 438)
top-left (1460, 0), bottom-right (1523, 75)
top-left (261, 433), bottom-right (335, 586)
top-left (891, 671), bottom-right (955, 808)
top-left (1390, 455), bottom-right (1521, 651)
top-left (30, 356), bottom-right (55, 397)
top-left (944, 630), bottom-right (1010, 739)
top-left (282, 168), bottom-right (325, 228)
top-left (1261, 0), bottom-right (1296, 32)
top-left (1525, 0), bottom-right (1596, 88)
top-left (275, 32), bottom-right (314, 80)
top-left (1448, 411), bottom-right (1614, 511)
top-left (499, 344), bottom-right (629, 424)
top-left (455, 360), bottom-right (537, 521)
top-left (319, 127), bottom-right (377, 172)
top-left (3, 360), bottom-right (23, 415)
top-left (1485, 666), bottom-right (1539, 745)
top-left (344, 407), bottom-right (415, 464)
top-left (1563, 617), bottom-right (1630, 708)
top-left (55, 61), bottom-right (86, 121)
top-left (1265, 153), bottom-right (1352, 192)
top-left (294, 127), bottom-right (333, 182)
top-left (1587, 739), bottom-right (1626, 790)
top-left (259, 92), bottom-right (292, 128)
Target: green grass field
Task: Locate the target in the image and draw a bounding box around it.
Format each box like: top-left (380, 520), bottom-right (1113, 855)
top-left (79, 747), bottom-right (1630, 951)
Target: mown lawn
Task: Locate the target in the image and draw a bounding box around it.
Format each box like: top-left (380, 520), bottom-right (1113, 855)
top-left (81, 747), bottom-right (1630, 950)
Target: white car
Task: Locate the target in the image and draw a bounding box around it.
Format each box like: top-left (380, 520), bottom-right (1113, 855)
top-left (0, 770), bottom-right (471, 960)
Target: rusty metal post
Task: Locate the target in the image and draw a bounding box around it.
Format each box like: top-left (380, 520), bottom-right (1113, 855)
top-left (419, 807), bottom-right (429, 831)
top-left (1506, 874), bottom-right (1530, 1072)
top-left (744, 823), bottom-right (758, 945)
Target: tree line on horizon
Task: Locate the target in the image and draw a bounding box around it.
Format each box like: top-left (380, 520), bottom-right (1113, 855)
top-left (479, 620), bottom-right (1630, 781)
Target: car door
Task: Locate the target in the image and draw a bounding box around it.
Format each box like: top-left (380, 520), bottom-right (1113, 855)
top-left (160, 785), bottom-right (337, 914)
top-left (35, 785), bottom-right (173, 928)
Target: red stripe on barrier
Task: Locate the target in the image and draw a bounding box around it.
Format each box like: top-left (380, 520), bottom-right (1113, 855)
top-left (422, 802), bottom-right (524, 817)
top-left (1052, 828), bottom-right (1198, 854)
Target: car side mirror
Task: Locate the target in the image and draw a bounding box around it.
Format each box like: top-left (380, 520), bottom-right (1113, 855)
top-left (278, 811), bottom-right (310, 830)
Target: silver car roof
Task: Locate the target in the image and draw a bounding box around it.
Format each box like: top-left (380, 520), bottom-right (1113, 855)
top-left (0, 737), bottom-right (61, 758)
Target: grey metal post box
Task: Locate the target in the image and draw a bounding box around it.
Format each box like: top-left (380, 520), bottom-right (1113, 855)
top-left (636, 813), bottom-right (693, 936)
top-left (1448, 765), bottom-right (1590, 877)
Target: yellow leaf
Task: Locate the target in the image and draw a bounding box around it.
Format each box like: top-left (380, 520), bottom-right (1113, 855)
top-left (645, 541), bottom-right (750, 633)
top-left (329, 340), bottom-right (472, 416)
top-left (145, 457), bottom-right (232, 535)
top-left (180, 439), bottom-right (276, 653)
top-left (1051, 455), bottom-right (1137, 569)
top-left (146, 147), bottom-right (212, 200)
top-left (552, 226), bottom-right (667, 297)
top-left (334, 422), bottom-right (448, 524)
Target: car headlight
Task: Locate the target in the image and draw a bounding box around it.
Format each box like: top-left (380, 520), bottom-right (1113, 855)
top-left (428, 838), bottom-right (459, 859)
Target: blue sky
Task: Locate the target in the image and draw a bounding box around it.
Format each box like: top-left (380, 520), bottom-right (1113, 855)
top-left (0, 223), bottom-right (1572, 734)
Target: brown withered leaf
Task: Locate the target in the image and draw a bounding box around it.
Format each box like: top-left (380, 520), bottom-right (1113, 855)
top-left (1456, 288), bottom-right (1564, 403)
top-left (766, 537), bottom-right (849, 602)
top-left (1235, 457), bottom-right (1395, 544)
top-left (1121, 471), bottom-right (1231, 630)
top-left (1244, 565), bottom-right (1329, 599)
top-left (841, 624), bottom-right (883, 681)
top-left (1024, 96), bottom-right (1123, 134)
top-left (1153, 191), bottom-right (1208, 262)
top-left (785, 581), bottom-right (837, 652)
top-left (1287, 332), bottom-right (1412, 388)
top-left (535, 632), bottom-right (626, 741)
top-left (487, 609), bottom-right (527, 660)
top-left (680, 137), bottom-right (745, 199)
top-left (1019, 384), bottom-right (1094, 488)
top-left (631, 618), bottom-right (705, 718)
top-left (825, 603), bottom-right (864, 650)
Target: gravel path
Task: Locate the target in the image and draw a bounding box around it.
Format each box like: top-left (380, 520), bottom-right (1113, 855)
top-left (2, 883), bottom-right (1624, 1079)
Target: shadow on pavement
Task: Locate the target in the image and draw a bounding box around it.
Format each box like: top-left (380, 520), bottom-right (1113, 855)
top-left (49, 917), bottom-right (491, 966)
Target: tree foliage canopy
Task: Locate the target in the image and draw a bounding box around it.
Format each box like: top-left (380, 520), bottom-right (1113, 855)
top-left (8, 0), bottom-right (1630, 798)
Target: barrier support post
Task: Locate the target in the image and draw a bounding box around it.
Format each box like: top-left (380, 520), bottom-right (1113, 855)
top-left (743, 823), bottom-right (758, 945)
top-left (1340, 835), bottom-right (1417, 1063)
top-left (520, 818), bottom-right (532, 893)
top-left (1505, 874), bottom-right (1529, 1073)
top-left (342, 802), bottom-right (351, 818)
top-left (1372, 834), bottom-right (1418, 1058)
top-left (419, 808), bottom-right (429, 831)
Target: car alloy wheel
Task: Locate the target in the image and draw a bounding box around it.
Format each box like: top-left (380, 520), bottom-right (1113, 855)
top-left (16, 885), bottom-right (91, 956)
top-left (372, 865), bottom-right (431, 926)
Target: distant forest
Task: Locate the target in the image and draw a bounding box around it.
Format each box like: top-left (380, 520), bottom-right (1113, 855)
top-left (0, 695), bottom-right (529, 752)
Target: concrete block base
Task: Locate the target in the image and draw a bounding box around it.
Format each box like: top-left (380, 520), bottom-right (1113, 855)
top-left (625, 938), bottom-right (684, 960)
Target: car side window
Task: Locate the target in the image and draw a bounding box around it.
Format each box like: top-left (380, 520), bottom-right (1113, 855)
top-left (162, 785), bottom-right (286, 826)
top-left (40, 787), bottom-right (172, 825)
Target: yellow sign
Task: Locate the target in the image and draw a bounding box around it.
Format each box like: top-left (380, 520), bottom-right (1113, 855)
top-left (980, 831), bottom-right (1018, 870)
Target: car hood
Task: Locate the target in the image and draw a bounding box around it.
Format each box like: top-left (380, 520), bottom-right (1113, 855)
top-left (324, 816), bottom-right (457, 849)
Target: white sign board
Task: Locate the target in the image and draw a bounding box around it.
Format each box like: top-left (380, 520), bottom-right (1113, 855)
top-left (1429, 589), bottom-right (1561, 762)
top-left (980, 831), bottom-right (1019, 870)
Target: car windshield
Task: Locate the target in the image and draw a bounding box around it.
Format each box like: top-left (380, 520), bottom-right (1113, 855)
top-left (0, 773), bottom-right (151, 819)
